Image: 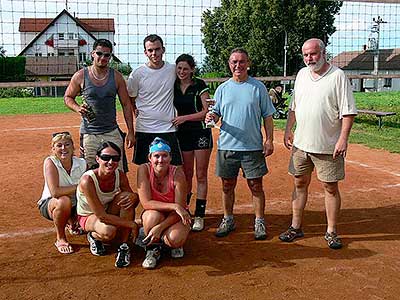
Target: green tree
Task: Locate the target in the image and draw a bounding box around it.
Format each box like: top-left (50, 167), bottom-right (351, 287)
top-left (201, 0), bottom-right (342, 76)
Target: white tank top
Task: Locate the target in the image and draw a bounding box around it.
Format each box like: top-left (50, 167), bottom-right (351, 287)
top-left (76, 169), bottom-right (120, 216)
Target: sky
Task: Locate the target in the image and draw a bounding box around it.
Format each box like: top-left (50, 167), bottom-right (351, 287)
top-left (1, 0), bottom-right (399, 68)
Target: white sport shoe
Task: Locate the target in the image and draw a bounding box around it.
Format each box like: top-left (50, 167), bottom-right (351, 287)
top-left (142, 246), bottom-right (161, 269)
top-left (171, 247), bottom-right (184, 258)
top-left (192, 217), bottom-right (204, 231)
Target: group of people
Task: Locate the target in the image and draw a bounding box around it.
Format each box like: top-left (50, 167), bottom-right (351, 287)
top-left (38, 35), bottom-right (357, 270)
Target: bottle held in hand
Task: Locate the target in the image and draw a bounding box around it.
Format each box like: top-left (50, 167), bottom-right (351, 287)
top-left (205, 98), bottom-right (216, 128)
top-left (82, 95), bottom-right (96, 122)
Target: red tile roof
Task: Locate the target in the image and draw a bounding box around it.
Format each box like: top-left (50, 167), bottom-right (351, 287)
top-left (19, 18), bottom-right (115, 32)
top-left (331, 48), bottom-right (400, 71)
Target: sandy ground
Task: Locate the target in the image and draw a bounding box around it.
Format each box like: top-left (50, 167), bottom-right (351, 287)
top-left (0, 112), bottom-right (399, 300)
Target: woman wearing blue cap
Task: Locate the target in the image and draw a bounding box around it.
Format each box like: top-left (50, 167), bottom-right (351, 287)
top-left (137, 137), bottom-right (191, 269)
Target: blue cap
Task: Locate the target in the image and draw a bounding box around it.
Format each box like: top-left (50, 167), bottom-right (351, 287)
top-left (149, 138), bottom-right (171, 154)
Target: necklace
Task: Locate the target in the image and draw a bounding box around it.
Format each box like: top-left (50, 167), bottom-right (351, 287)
top-left (91, 67), bottom-right (109, 81)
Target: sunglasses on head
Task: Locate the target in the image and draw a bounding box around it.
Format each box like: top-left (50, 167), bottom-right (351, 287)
top-left (98, 154), bottom-right (121, 162)
top-left (52, 131), bottom-right (71, 138)
top-left (95, 51), bottom-right (111, 58)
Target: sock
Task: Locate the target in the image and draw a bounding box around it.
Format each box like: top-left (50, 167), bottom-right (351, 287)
top-left (255, 217), bottom-right (265, 225)
top-left (120, 242), bottom-right (129, 250)
top-left (194, 199), bottom-right (207, 218)
top-left (186, 192), bottom-right (193, 205)
top-left (224, 215), bottom-right (234, 222)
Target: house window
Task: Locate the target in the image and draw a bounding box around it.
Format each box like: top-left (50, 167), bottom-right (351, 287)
top-left (59, 33), bottom-right (64, 40)
top-left (59, 52), bottom-right (65, 56)
top-left (68, 33), bottom-right (74, 40)
top-left (35, 53), bottom-right (42, 57)
top-left (68, 51), bottom-right (74, 56)
top-left (384, 78), bottom-right (392, 88)
top-left (79, 52), bottom-right (87, 62)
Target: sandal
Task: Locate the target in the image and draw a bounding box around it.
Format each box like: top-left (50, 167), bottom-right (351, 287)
top-left (54, 240), bottom-right (74, 254)
top-left (279, 226), bottom-right (304, 242)
top-left (325, 232), bottom-right (342, 249)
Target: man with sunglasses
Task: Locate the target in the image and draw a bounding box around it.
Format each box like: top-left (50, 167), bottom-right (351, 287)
top-left (64, 38), bottom-right (134, 171)
top-left (127, 34), bottom-right (182, 166)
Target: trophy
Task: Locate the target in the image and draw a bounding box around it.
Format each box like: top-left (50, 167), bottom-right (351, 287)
top-left (205, 98), bottom-right (216, 128)
top-left (81, 94), bottom-right (96, 123)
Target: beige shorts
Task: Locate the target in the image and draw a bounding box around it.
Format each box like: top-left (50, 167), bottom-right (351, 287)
top-left (288, 146), bottom-right (345, 182)
top-left (83, 128), bottom-right (124, 170)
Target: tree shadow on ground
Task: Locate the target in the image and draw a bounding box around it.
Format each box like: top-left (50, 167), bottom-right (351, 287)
top-left (170, 203), bottom-right (400, 276)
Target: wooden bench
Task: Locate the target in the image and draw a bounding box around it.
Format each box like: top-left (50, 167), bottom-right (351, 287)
top-left (357, 109), bottom-right (396, 129)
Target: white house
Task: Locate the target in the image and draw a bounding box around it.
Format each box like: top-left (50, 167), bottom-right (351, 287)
top-left (18, 9), bottom-right (118, 95)
top-left (331, 48), bottom-right (400, 92)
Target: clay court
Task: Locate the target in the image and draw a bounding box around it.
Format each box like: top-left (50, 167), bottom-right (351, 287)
top-left (1, 112), bottom-right (399, 299)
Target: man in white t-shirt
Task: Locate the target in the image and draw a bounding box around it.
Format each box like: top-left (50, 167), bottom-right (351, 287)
top-left (127, 34), bottom-right (182, 165)
top-left (279, 38), bottom-right (357, 249)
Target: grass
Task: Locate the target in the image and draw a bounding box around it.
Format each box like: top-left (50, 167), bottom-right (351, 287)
top-left (0, 96), bottom-right (123, 115)
top-left (275, 91), bottom-right (400, 153)
top-left (0, 92), bottom-right (399, 153)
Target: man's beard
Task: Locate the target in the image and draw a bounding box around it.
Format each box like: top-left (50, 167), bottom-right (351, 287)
top-left (307, 56), bottom-right (325, 72)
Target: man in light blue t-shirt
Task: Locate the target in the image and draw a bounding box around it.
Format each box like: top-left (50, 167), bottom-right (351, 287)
top-left (205, 48), bottom-right (275, 240)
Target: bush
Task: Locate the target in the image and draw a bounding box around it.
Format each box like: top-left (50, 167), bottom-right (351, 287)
top-left (0, 87), bottom-right (34, 98)
top-left (0, 57), bottom-right (26, 82)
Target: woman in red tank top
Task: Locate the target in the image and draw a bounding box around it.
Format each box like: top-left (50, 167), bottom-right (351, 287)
top-left (137, 137), bottom-right (191, 269)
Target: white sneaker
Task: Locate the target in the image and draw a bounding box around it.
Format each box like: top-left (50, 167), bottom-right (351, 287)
top-left (192, 217), bottom-right (204, 231)
top-left (142, 247), bottom-right (161, 269)
top-left (171, 247), bottom-right (184, 258)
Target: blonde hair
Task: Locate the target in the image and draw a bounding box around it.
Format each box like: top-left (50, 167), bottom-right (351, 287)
top-left (51, 132), bottom-right (74, 152)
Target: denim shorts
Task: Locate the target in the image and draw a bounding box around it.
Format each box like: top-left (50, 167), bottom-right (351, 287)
top-left (216, 150), bottom-right (268, 179)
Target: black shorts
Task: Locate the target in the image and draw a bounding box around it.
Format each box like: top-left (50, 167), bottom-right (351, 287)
top-left (177, 129), bottom-right (213, 152)
top-left (133, 132), bottom-right (183, 166)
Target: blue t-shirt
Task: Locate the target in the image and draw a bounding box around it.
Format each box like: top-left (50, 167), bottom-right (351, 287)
top-left (214, 77), bottom-right (275, 151)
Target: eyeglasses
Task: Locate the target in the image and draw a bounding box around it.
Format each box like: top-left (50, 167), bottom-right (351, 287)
top-left (95, 51), bottom-right (112, 58)
top-left (52, 131), bottom-right (71, 138)
top-left (98, 154), bottom-right (121, 162)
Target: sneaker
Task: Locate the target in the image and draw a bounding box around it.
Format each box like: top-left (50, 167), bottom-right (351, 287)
top-left (142, 246), bottom-right (161, 269)
top-left (215, 218), bottom-right (235, 238)
top-left (115, 243), bottom-right (131, 268)
top-left (279, 226), bottom-right (304, 242)
top-left (87, 232), bottom-right (106, 256)
top-left (325, 232), bottom-right (342, 249)
top-left (254, 222), bottom-right (267, 240)
top-left (171, 247), bottom-right (184, 258)
top-left (192, 217), bottom-right (204, 231)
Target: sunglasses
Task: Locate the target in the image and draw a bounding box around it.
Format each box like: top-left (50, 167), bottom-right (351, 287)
top-left (52, 131), bottom-right (71, 138)
top-left (95, 51), bottom-right (112, 58)
top-left (98, 154), bottom-right (121, 162)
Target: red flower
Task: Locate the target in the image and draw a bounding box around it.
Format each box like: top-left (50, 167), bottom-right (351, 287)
top-left (78, 39), bottom-right (87, 46)
top-left (45, 39), bottom-right (54, 47)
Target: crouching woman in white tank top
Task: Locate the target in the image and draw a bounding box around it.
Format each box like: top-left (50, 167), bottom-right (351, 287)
top-left (38, 132), bottom-right (87, 254)
top-left (76, 141), bottom-right (139, 268)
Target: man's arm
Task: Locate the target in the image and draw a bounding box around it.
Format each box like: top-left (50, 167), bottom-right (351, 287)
top-left (263, 115), bottom-right (274, 157)
top-left (115, 71), bottom-right (135, 148)
top-left (333, 115), bottom-right (355, 159)
top-left (64, 70), bottom-right (87, 116)
top-left (284, 110), bottom-right (296, 150)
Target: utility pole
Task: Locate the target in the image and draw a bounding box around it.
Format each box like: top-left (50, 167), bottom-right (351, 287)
top-left (370, 16), bottom-right (387, 91)
top-left (283, 30), bottom-right (288, 93)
